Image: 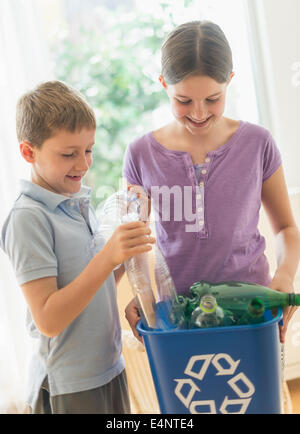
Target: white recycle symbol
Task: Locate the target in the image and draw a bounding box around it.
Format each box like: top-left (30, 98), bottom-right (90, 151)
top-left (173, 353), bottom-right (255, 414)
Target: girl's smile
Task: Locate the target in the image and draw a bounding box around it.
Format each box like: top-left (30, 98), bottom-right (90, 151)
top-left (185, 114), bottom-right (213, 129)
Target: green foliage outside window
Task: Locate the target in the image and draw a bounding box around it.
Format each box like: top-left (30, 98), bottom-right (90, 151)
top-left (52, 4), bottom-right (188, 208)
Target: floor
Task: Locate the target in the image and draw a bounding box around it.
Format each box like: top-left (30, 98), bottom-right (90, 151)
top-left (288, 378), bottom-right (300, 413)
top-left (2, 378), bottom-right (300, 414)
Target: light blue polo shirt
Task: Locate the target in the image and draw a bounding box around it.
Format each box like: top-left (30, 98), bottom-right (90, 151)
top-left (0, 180), bottom-right (124, 409)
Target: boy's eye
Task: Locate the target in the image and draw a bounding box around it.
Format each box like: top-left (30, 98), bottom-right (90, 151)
top-left (61, 150), bottom-right (92, 158)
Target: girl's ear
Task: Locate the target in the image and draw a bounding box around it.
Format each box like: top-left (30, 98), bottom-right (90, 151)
top-left (20, 141), bottom-right (36, 163)
top-left (159, 75), bottom-right (168, 90)
top-left (227, 71), bottom-right (235, 84)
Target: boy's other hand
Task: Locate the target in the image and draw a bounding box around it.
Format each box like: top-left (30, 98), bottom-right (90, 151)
top-left (105, 221), bottom-right (155, 268)
top-left (125, 298), bottom-right (143, 343)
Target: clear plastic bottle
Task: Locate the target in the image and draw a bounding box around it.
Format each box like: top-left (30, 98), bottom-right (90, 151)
top-left (154, 244), bottom-right (179, 329)
top-left (93, 190), bottom-right (135, 270)
top-left (96, 190), bottom-right (157, 329)
top-left (189, 294), bottom-right (225, 328)
top-left (124, 252), bottom-right (157, 328)
top-left (96, 190), bottom-right (137, 240)
top-left (154, 244), bottom-right (177, 302)
top-left (94, 189), bottom-right (182, 330)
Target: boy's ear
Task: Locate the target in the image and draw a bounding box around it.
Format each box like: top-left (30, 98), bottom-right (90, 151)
top-left (20, 141), bottom-right (36, 163)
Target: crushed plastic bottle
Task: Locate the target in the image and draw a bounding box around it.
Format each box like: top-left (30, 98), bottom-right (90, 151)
top-left (89, 191), bottom-right (130, 263)
top-left (153, 244), bottom-right (178, 329)
top-left (95, 190), bottom-right (158, 329)
top-left (125, 252), bottom-right (157, 329)
top-left (154, 244), bottom-right (177, 302)
top-left (96, 190), bottom-right (138, 240)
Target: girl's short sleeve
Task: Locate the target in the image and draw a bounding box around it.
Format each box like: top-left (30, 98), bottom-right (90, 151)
top-left (262, 134), bottom-right (282, 182)
top-left (122, 142), bottom-right (143, 187)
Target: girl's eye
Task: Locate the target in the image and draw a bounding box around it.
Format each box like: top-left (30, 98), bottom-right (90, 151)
top-left (206, 98), bottom-right (220, 103)
top-left (176, 98), bottom-right (220, 105)
top-left (62, 154), bottom-right (74, 158)
top-left (86, 150), bottom-right (93, 154)
top-left (176, 99), bottom-right (192, 105)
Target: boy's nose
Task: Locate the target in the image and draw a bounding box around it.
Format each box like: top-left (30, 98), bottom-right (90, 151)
top-left (74, 156), bottom-right (90, 171)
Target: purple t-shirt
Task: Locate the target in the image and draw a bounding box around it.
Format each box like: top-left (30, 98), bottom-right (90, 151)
top-left (123, 121), bottom-right (282, 295)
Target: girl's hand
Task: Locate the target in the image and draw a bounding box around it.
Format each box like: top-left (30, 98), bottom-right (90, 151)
top-left (125, 298), bottom-right (143, 344)
top-left (104, 221), bottom-right (155, 268)
top-left (269, 271), bottom-right (298, 343)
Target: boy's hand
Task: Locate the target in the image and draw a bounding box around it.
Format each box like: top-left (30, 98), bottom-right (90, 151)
top-left (104, 221), bottom-right (155, 268)
top-left (125, 297), bottom-right (143, 343)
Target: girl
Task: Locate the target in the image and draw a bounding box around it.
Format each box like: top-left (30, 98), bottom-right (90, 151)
top-left (122, 21), bottom-right (300, 344)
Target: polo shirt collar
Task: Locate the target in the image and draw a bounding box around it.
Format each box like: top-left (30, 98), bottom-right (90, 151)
top-left (19, 179), bottom-right (91, 211)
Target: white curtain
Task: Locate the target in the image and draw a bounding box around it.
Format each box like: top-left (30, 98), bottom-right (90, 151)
top-left (0, 0), bottom-right (53, 413)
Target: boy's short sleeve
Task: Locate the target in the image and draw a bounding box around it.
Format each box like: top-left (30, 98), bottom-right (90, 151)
top-left (263, 134), bottom-right (282, 182)
top-left (3, 208), bottom-right (58, 285)
top-left (122, 142), bottom-right (143, 187)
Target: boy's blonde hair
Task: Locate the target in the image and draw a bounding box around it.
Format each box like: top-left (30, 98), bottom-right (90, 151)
top-left (16, 81), bottom-right (96, 147)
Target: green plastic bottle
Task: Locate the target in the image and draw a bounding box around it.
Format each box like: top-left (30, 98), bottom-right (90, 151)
top-left (185, 296), bottom-right (200, 319)
top-left (189, 281), bottom-right (300, 311)
top-left (235, 297), bottom-right (266, 325)
top-left (169, 295), bottom-right (188, 329)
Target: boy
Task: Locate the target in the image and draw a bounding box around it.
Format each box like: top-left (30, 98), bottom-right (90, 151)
top-left (0, 81), bottom-right (155, 414)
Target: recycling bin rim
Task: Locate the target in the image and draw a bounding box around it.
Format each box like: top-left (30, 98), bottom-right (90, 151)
top-left (137, 309), bottom-right (283, 336)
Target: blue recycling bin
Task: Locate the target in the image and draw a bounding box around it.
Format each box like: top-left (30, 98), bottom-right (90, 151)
top-left (137, 307), bottom-right (283, 414)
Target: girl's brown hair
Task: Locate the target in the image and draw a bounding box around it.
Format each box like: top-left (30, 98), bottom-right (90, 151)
top-left (16, 81), bottom-right (96, 147)
top-left (161, 21), bottom-right (233, 85)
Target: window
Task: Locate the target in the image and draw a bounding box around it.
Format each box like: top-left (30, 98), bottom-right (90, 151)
top-left (35, 0), bottom-right (259, 207)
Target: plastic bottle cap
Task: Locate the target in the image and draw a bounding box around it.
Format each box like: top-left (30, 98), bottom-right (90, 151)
top-left (200, 294), bottom-right (217, 313)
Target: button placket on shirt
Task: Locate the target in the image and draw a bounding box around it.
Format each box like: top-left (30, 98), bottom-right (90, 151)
top-left (79, 198), bottom-right (93, 234)
top-left (195, 182), bottom-right (205, 233)
top-left (195, 155), bottom-right (213, 238)
top-left (65, 199), bottom-right (81, 220)
top-left (182, 153), bottom-right (212, 238)
top-left (66, 198), bottom-right (94, 237)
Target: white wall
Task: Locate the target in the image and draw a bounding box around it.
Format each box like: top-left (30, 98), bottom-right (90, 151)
top-left (247, 0), bottom-right (300, 192)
